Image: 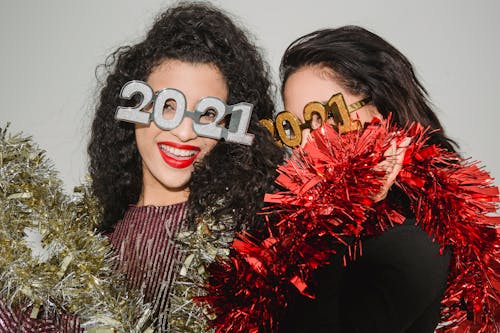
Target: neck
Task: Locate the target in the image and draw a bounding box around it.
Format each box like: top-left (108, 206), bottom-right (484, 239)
top-left (137, 183), bottom-right (189, 206)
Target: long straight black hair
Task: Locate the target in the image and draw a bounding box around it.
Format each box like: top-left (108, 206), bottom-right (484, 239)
top-left (280, 25), bottom-right (457, 152)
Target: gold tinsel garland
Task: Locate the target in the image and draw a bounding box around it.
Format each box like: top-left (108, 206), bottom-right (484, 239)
top-left (0, 125), bottom-right (152, 332)
top-left (167, 200), bottom-right (236, 332)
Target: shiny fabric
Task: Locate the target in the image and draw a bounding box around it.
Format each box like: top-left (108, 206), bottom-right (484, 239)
top-left (0, 300), bottom-right (83, 333)
top-left (108, 202), bottom-right (188, 330)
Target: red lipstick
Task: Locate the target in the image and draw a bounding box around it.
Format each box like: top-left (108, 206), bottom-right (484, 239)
top-left (157, 141), bottom-right (201, 169)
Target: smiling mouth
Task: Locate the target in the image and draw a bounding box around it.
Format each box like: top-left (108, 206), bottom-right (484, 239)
top-left (157, 142), bottom-right (201, 169)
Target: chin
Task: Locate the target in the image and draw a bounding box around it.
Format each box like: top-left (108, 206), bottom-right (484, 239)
top-left (159, 174), bottom-right (191, 191)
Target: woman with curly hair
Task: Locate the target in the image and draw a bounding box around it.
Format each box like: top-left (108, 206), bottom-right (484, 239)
top-left (0, 2), bottom-right (282, 332)
top-left (90, 2), bottom-right (281, 234)
top-left (88, 1), bottom-right (282, 331)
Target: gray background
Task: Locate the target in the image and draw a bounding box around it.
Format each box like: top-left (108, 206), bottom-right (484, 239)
top-left (1, 0), bottom-right (499, 194)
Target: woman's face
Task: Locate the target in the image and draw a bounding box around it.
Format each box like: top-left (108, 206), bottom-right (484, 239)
top-left (135, 59), bottom-right (227, 205)
top-left (283, 65), bottom-right (381, 147)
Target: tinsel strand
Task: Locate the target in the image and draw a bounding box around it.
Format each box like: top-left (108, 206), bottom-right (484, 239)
top-left (198, 120), bottom-right (499, 333)
top-left (0, 125), bottom-right (153, 332)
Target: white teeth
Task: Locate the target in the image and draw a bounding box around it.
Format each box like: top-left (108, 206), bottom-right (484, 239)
top-left (159, 144), bottom-right (197, 157)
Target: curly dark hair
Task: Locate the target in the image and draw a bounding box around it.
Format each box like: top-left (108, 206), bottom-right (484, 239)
top-left (88, 1), bottom-right (283, 231)
top-left (280, 25), bottom-right (457, 152)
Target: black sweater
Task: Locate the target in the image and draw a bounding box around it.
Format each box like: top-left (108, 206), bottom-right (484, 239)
top-left (282, 218), bottom-right (450, 333)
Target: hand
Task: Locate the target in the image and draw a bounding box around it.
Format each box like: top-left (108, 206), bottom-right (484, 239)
top-left (372, 137), bottom-right (412, 202)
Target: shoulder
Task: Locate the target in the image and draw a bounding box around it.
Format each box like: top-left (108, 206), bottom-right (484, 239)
top-left (355, 218), bottom-right (450, 285)
top-left (338, 218), bottom-right (450, 332)
top-left (281, 218), bottom-right (451, 333)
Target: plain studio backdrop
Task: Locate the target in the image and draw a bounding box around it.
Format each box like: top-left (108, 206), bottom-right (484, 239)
top-left (1, 0), bottom-right (499, 200)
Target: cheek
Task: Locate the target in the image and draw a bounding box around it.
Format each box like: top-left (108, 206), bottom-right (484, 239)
top-left (199, 138), bottom-right (219, 157)
top-left (134, 127), bottom-right (147, 148)
top-left (352, 106), bottom-right (382, 124)
top-left (135, 123), bottom-right (161, 142)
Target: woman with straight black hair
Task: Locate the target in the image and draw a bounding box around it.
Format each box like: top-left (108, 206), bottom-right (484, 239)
top-left (278, 25), bottom-right (454, 333)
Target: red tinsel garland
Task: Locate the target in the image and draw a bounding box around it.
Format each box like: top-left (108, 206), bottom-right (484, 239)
top-left (199, 120), bottom-right (499, 333)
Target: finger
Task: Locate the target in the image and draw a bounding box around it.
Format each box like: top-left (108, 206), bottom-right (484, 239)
top-left (372, 137), bottom-right (411, 202)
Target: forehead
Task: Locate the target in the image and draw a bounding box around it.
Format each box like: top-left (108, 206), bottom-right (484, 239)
top-left (283, 66), bottom-right (344, 119)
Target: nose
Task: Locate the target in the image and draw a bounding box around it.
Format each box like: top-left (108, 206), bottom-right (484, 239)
top-left (170, 117), bottom-right (197, 142)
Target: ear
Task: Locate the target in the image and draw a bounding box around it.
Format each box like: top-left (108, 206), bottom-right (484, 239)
top-left (372, 137), bottom-right (411, 202)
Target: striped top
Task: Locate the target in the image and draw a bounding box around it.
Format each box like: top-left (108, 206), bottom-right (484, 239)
top-left (108, 202), bottom-right (188, 330)
top-left (0, 305), bottom-right (81, 333)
